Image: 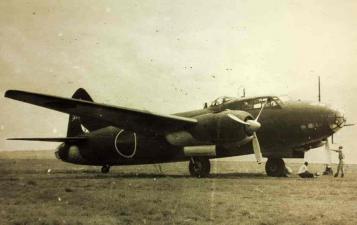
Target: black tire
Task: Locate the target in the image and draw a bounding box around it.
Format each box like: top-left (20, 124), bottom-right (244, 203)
top-left (265, 158), bottom-right (285, 177)
top-left (189, 157), bottom-right (211, 178)
top-left (101, 165), bottom-right (110, 174)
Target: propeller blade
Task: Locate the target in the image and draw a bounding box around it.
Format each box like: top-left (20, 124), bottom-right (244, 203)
top-left (227, 114), bottom-right (249, 125)
top-left (228, 113), bottom-right (263, 164)
top-left (252, 132), bottom-right (262, 164)
top-left (228, 114), bottom-right (261, 133)
top-left (255, 101), bottom-right (267, 122)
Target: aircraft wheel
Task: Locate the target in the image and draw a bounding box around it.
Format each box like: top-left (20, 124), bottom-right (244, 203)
top-left (265, 158), bottom-right (285, 177)
top-left (189, 157), bottom-right (211, 178)
top-left (101, 165), bottom-right (110, 174)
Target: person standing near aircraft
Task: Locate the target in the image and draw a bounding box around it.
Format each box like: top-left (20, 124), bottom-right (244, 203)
top-left (331, 146), bottom-right (345, 178)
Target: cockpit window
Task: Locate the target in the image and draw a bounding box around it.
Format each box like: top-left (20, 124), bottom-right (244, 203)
top-left (241, 96), bottom-right (282, 110)
top-left (210, 96), bottom-right (234, 107)
top-left (208, 96), bottom-right (283, 109)
top-left (272, 96), bottom-right (283, 106)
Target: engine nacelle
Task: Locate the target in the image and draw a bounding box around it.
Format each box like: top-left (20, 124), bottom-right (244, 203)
top-left (55, 143), bottom-right (86, 164)
top-left (55, 127), bottom-right (140, 165)
top-left (193, 110), bottom-right (253, 142)
top-left (166, 110), bottom-right (253, 146)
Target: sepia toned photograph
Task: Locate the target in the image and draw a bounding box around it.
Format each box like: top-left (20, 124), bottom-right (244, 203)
top-left (0, 1), bottom-right (356, 224)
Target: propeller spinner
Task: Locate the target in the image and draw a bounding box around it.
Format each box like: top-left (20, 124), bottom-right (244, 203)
top-left (227, 102), bottom-right (266, 164)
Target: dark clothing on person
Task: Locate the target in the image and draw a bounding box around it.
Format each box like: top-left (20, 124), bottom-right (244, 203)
top-left (298, 171), bottom-right (315, 178)
top-left (323, 165), bottom-right (333, 175)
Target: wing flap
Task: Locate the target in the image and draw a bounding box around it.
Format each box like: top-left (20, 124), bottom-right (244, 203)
top-left (5, 90), bottom-right (197, 134)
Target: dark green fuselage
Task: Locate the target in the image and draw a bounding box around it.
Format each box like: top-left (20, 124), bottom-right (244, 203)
top-left (56, 96), bottom-right (344, 166)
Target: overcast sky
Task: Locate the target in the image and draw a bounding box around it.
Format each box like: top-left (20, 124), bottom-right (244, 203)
top-left (0, 0), bottom-right (356, 163)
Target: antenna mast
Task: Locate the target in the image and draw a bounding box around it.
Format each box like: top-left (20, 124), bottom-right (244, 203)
top-left (318, 76), bottom-right (321, 102)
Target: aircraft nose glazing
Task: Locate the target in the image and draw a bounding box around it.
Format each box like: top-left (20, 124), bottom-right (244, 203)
top-left (328, 109), bottom-right (346, 132)
top-left (335, 112), bottom-right (346, 128)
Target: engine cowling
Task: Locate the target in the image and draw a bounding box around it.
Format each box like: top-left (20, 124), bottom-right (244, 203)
top-left (166, 110), bottom-right (253, 146)
top-left (55, 143), bottom-right (86, 164)
top-left (55, 127), bottom-right (139, 164)
top-left (194, 110), bottom-right (253, 142)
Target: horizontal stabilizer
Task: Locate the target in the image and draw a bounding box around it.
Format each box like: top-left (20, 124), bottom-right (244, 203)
top-left (7, 137), bottom-right (87, 142)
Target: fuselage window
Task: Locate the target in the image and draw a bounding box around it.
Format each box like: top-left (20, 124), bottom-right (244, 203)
top-left (253, 103), bottom-right (262, 109)
top-left (270, 101), bottom-right (277, 107)
top-left (265, 97), bottom-right (281, 108)
top-left (272, 97), bottom-right (283, 106)
top-left (252, 98), bottom-right (267, 109)
top-left (301, 123), bottom-right (320, 130)
top-left (242, 101), bottom-right (253, 110)
top-left (316, 122), bottom-right (322, 128)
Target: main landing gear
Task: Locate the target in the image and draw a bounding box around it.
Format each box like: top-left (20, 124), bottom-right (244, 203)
top-left (101, 165), bottom-right (110, 174)
top-left (189, 157), bottom-right (211, 178)
top-left (265, 158), bottom-right (286, 177)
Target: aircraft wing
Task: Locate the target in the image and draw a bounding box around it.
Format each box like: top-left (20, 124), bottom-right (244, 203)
top-left (5, 90), bottom-right (197, 134)
top-left (7, 137), bottom-right (87, 142)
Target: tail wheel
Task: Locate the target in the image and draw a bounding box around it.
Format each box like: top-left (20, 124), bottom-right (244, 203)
top-left (101, 165), bottom-right (110, 174)
top-left (189, 157), bottom-right (211, 178)
top-left (265, 158), bottom-right (285, 177)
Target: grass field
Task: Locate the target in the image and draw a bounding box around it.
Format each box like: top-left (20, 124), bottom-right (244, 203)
top-left (0, 151), bottom-right (356, 225)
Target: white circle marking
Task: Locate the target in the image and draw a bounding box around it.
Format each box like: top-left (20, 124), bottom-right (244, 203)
top-left (114, 130), bottom-right (137, 159)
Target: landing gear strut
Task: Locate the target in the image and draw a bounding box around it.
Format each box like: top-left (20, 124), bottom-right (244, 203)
top-left (265, 158), bottom-right (285, 177)
top-left (101, 165), bottom-right (110, 174)
top-left (189, 157), bottom-right (211, 178)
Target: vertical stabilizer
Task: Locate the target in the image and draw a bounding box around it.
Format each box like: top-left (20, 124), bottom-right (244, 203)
top-left (67, 88), bottom-right (93, 137)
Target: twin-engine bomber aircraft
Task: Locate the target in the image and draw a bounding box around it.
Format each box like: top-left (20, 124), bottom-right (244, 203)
top-left (5, 89), bottom-right (347, 177)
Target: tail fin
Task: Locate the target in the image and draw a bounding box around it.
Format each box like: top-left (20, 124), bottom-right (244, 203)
top-left (67, 88), bottom-right (110, 137)
top-left (67, 88), bottom-right (93, 137)
top-left (71, 88), bottom-right (94, 101)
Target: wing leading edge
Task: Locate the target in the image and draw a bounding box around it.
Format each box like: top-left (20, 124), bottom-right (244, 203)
top-left (7, 137), bottom-right (87, 142)
top-left (5, 90), bottom-right (197, 135)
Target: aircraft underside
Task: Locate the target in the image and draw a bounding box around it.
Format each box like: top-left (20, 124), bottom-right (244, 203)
top-left (52, 123), bottom-right (326, 178)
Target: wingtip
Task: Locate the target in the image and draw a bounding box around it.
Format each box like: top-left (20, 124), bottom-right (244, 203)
top-left (6, 138), bottom-right (19, 141)
top-left (4, 90), bottom-right (13, 98)
top-left (4, 90), bottom-right (20, 98)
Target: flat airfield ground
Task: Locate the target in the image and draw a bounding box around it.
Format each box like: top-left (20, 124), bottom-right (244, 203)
top-left (0, 151), bottom-right (356, 225)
